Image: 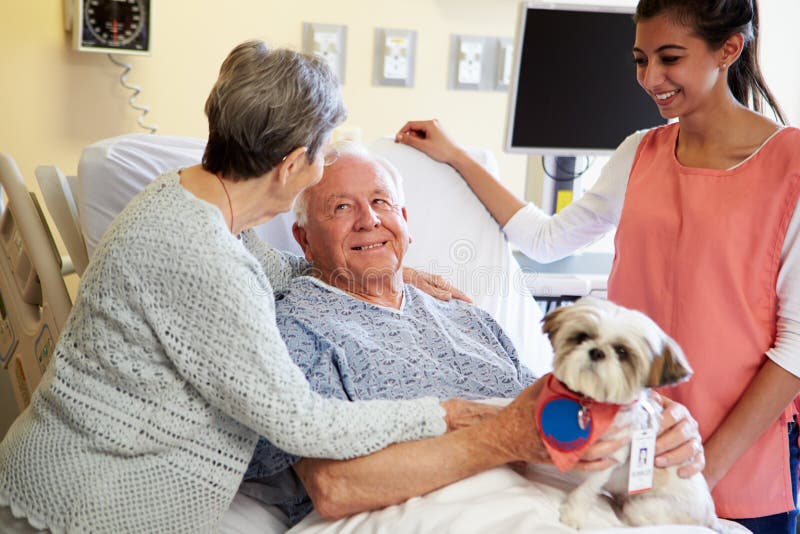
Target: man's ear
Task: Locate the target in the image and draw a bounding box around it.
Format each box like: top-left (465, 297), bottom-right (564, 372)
top-left (277, 147), bottom-right (309, 186)
top-left (292, 222), bottom-right (313, 261)
top-left (401, 207), bottom-right (412, 243)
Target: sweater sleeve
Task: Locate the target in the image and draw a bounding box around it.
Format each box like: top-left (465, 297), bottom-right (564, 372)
top-left (245, 315), bottom-right (355, 480)
top-left (240, 230), bottom-right (309, 293)
top-left (138, 239), bottom-right (446, 460)
top-left (502, 130), bottom-right (648, 263)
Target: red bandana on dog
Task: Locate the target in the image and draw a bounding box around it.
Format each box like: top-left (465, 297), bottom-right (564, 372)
top-left (536, 373), bottom-right (623, 472)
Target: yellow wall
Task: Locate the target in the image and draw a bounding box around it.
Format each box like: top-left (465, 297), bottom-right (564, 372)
top-left (1, 0), bottom-right (797, 209)
top-left (0, 0), bottom-right (528, 200)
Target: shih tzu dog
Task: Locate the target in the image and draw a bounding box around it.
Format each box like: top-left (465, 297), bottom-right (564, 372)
top-left (540, 297), bottom-right (721, 531)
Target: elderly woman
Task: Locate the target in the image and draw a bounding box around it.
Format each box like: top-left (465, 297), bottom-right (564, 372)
top-left (0, 40), bottom-right (511, 533)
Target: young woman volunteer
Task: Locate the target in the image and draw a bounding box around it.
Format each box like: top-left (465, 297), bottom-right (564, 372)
top-left (396, 1), bottom-right (800, 532)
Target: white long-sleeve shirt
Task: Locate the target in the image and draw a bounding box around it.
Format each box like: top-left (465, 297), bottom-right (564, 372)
top-left (503, 130), bottom-right (800, 378)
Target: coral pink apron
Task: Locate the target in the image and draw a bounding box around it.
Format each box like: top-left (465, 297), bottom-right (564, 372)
top-left (608, 123), bottom-right (800, 518)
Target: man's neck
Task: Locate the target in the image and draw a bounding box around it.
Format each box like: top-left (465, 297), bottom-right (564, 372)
top-left (320, 272), bottom-right (404, 310)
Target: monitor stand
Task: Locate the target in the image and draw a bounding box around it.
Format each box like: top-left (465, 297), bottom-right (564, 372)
top-left (541, 155), bottom-right (580, 215)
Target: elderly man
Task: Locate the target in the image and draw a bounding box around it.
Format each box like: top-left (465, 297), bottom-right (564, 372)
top-left (240, 144), bottom-right (703, 526)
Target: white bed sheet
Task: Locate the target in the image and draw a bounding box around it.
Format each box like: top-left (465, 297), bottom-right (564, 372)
top-left (219, 492), bottom-right (290, 534)
top-left (221, 465), bottom-right (747, 534)
top-left (287, 465), bottom-right (747, 534)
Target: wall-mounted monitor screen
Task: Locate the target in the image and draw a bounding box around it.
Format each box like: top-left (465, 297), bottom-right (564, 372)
top-left (506, 3), bottom-right (666, 156)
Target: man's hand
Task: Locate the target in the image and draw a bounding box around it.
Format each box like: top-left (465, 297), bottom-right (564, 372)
top-left (652, 392), bottom-right (705, 478)
top-left (403, 266), bottom-right (472, 303)
top-left (483, 378), bottom-right (552, 465)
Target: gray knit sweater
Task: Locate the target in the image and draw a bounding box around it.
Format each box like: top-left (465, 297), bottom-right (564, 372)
top-left (0, 171), bottom-right (446, 533)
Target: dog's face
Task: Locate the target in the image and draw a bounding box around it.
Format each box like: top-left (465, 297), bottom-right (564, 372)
top-left (542, 297), bottom-right (692, 404)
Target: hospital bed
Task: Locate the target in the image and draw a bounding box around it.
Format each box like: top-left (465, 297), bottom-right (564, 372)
top-left (0, 135), bottom-right (744, 534)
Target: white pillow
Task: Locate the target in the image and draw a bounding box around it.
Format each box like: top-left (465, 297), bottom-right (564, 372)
top-left (369, 137), bottom-right (552, 375)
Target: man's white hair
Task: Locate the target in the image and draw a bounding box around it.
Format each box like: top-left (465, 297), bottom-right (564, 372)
top-left (293, 141), bottom-right (405, 226)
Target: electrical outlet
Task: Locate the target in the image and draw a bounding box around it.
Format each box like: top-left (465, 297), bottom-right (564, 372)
top-left (383, 34), bottom-right (411, 80)
top-left (449, 35), bottom-right (512, 92)
top-left (457, 39), bottom-right (484, 85)
top-left (302, 23), bottom-right (347, 84)
top-left (374, 29), bottom-right (416, 87)
top-left (449, 35), bottom-right (493, 90)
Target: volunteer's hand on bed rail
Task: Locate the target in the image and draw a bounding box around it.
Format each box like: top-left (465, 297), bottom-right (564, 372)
top-left (395, 119), bottom-right (525, 228)
top-left (395, 119), bottom-right (463, 165)
top-left (403, 266), bottom-right (472, 303)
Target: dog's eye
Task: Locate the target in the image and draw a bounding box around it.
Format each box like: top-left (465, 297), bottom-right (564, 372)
top-left (614, 345), bottom-right (629, 360)
top-left (572, 332), bottom-right (590, 344)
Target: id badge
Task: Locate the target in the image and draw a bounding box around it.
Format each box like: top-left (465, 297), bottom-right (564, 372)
top-left (628, 427), bottom-right (656, 494)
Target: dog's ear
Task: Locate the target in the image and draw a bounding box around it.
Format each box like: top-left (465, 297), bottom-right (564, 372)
top-left (542, 305), bottom-right (568, 340)
top-left (647, 334), bottom-right (693, 387)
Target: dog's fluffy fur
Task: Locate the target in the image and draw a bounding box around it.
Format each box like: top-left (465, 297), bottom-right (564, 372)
top-left (542, 297), bottom-right (721, 530)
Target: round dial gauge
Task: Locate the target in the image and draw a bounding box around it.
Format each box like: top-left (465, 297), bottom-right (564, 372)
top-left (80, 0), bottom-right (150, 52)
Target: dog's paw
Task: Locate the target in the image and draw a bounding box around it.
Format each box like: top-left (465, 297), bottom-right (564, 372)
top-left (559, 502), bottom-right (587, 530)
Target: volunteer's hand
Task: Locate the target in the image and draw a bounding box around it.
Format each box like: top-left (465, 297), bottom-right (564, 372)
top-left (575, 427), bottom-right (629, 472)
top-left (395, 120), bottom-right (463, 165)
top-left (652, 392), bottom-right (705, 478)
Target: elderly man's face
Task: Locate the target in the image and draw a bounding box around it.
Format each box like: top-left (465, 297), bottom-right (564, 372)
top-left (294, 155), bottom-right (410, 288)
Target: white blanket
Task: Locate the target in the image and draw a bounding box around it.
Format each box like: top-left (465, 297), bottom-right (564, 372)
top-left (288, 465), bottom-right (747, 534)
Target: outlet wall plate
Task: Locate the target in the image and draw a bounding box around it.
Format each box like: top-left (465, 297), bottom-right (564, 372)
top-left (448, 34), bottom-right (512, 91)
top-left (449, 35), bottom-right (488, 90)
top-left (496, 38), bottom-right (514, 90)
top-left (373, 28), bottom-right (417, 87)
top-left (302, 22), bottom-right (347, 84)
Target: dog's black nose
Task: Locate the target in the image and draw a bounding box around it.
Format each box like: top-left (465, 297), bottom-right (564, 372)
top-left (589, 348), bottom-right (605, 361)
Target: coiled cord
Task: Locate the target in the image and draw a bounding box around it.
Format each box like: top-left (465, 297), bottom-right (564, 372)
top-left (107, 53), bottom-right (158, 134)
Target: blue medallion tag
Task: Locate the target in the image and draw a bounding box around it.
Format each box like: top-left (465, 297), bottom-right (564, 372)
top-left (539, 397), bottom-right (592, 452)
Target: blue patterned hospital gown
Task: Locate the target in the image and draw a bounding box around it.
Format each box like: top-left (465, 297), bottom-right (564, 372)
top-left (242, 276), bottom-right (537, 524)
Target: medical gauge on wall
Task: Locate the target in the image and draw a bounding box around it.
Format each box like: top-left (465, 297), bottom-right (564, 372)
top-left (63, 0), bottom-right (158, 132)
top-left (66, 0), bottom-right (152, 55)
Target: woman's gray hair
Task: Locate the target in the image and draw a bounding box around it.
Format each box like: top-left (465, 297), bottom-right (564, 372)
top-left (202, 40), bottom-right (347, 181)
top-left (293, 142), bottom-right (405, 226)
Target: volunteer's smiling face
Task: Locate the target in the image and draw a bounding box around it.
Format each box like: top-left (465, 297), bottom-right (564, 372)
top-left (633, 13), bottom-right (726, 120)
top-left (294, 154), bottom-right (410, 289)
